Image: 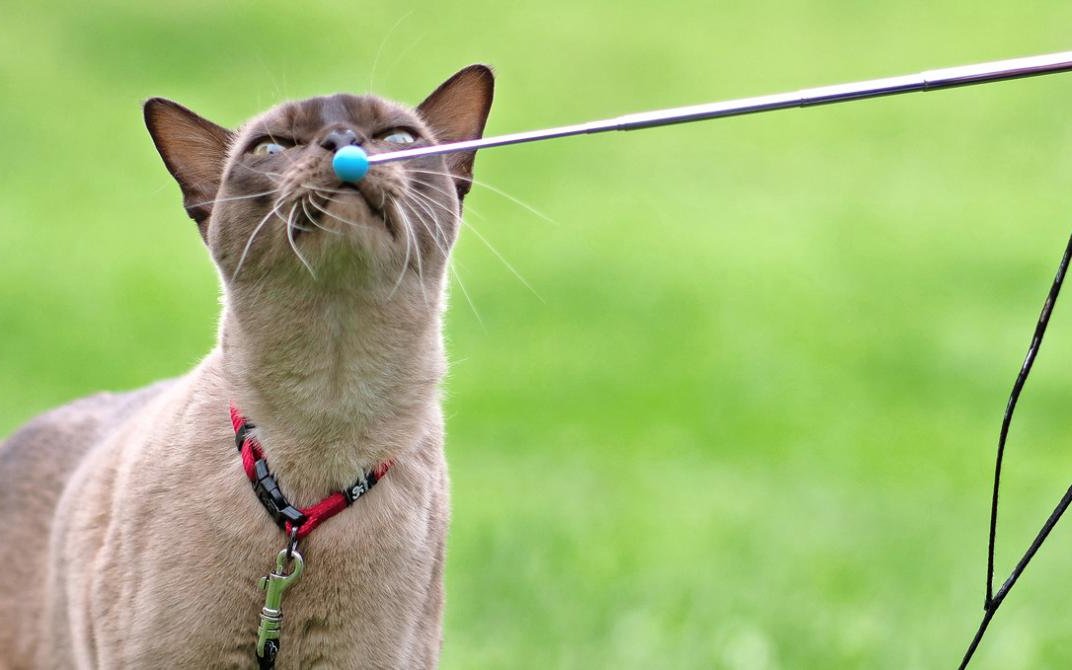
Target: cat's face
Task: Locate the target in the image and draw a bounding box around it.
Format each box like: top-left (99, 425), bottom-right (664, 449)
top-left (145, 66), bottom-right (494, 298)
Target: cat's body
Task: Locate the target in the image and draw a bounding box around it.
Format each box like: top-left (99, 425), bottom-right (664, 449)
top-left (1, 362), bottom-right (447, 669)
top-left (0, 65), bottom-right (493, 669)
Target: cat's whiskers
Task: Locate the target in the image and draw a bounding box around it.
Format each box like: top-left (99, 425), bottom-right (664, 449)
top-left (404, 185), bottom-right (456, 220)
top-left (232, 173), bottom-right (454, 295)
top-left (232, 198), bottom-right (287, 281)
top-left (409, 180), bottom-right (491, 241)
top-left (300, 197), bottom-right (341, 236)
top-left (309, 195), bottom-right (377, 231)
top-left (307, 198), bottom-right (362, 230)
top-left (402, 187), bottom-right (467, 270)
top-left (403, 197), bottom-right (455, 286)
top-left (388, 202), bottom-right (428, 305)
top-left (386, 200), bottom-right (416, 299)
top-left (401, 183), bottom-right (453, 223)
top-left (404, 190), bottom-right (459, 257)
top-left (401, 193), bottom-right (449, 261)
top-left (239, 164), bottom-right (287, 180)
top-left (403, 190), bottom-right (460, 261)
top-left (403, 184), bottom-right (540, 301)
top-left (398, 189), bottom-right (483, 324)
top-left (384, 31), bottom-right (429, 87)
top-left (448, 262), bottom-right (484, 329)
top-left (462, 220), bottom-right (543, 302)
top-left (284, 201), bottom-right (317, 279)
top-left (407, 168), bottom-right (557, 225)
top-left (302, 185), bottom-right (389, 232)
top-left (405, 175), bottom-right (542, 301)
top-left (367, 10), bottom-right (413, 93)
top-left (187, 188), bottom-right (282, 210)
top-left (300, 183), bottom-right (352, 196)
top-left (405, 176), bottom-right (468, 215)
top-left (400, 202), bottom-right (429, 302)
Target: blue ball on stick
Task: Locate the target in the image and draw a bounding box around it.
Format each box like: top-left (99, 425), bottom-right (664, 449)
top-left (332, 146), bottom-right (369, 183)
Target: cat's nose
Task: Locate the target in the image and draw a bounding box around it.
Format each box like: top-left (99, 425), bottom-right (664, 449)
top-left (320, 128), bottom-right (363, 152)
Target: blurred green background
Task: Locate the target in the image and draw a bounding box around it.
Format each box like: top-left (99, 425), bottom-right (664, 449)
top-left (3, 1), bottom-right (1072, 667)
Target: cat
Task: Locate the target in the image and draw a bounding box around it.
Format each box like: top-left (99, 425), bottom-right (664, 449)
top-left (0, 63), bottom-right (493, 669)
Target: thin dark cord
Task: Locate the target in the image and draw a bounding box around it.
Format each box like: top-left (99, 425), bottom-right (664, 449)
top-left (961, 484), bottom-right (1072, 669)
top-left (959, 232), bottom-right (1072, 669)
top-left (986, 233), bottom-right (1072, 604)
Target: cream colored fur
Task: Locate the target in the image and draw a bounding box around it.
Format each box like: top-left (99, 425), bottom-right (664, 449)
top-left (0, 65), bottom-right (494, 669)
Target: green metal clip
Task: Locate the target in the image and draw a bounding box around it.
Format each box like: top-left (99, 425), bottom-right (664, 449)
top-left (256, 548), bottom-right (304, 658)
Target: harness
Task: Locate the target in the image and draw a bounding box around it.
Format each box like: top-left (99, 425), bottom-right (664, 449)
top-left (230, 404), bottom-right (392, 669)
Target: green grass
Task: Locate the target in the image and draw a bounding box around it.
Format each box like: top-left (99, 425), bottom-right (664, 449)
top-left (4, 1), bottom-right (1072, 667)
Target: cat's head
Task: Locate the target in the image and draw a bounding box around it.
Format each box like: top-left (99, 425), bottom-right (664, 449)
top-left (144, 65), bottom-right (493, 299)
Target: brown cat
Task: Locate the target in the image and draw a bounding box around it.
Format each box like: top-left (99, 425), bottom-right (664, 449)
top-left (0, 64), bottom-right (493, 669)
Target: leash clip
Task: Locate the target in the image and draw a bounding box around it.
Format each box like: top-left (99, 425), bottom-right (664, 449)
top-left (256, 546), bottom-right (304, 664)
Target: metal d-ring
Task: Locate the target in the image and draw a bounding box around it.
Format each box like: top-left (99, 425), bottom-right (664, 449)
top-left (285, 526), bottom-right (299, 563)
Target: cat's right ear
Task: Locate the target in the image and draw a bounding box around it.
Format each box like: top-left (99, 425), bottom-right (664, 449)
top-left (143, 98), bottom-right (234, 240)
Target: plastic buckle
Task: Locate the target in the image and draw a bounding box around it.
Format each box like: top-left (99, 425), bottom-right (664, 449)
top-left (252, 459), bottom-right (307, 528)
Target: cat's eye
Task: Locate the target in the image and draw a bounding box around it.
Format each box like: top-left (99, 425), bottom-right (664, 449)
top-left (380, 130), bottom-right (416, 144)
top-left (251, 141), bottom-right (287, 156)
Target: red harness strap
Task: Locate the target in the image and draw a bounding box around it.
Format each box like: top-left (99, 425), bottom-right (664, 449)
top-left (230, 404), bottom-right (392, 540)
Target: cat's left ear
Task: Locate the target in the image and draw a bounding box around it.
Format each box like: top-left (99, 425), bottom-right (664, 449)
top-left (144, 98), bottom-right (234, 241)
top-left (417, 64), bottom-right (494, 200)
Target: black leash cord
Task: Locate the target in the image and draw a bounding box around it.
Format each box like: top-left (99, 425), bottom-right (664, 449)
top-left (958, 232), bottom-right (1072, 669)
top-left (259, 640), bottom-right (279, 670)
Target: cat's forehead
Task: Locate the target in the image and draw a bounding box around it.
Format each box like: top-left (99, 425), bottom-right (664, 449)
top-left (239, 94), bottom-right (424, 139)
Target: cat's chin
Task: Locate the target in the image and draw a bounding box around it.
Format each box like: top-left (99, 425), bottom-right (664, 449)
top-left (306, 188), bottom-right (394, 241)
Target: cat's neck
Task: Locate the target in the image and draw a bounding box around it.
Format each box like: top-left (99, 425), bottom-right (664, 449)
top-left (218, 282), bottom-right (445, 506)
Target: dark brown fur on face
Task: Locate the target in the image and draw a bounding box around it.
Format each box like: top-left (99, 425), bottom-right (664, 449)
top-left (0, 65), bottom-right (493, 669)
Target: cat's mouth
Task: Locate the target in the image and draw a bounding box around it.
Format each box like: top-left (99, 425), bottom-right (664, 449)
top-left (295, 187), bottom-right (394, 240)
